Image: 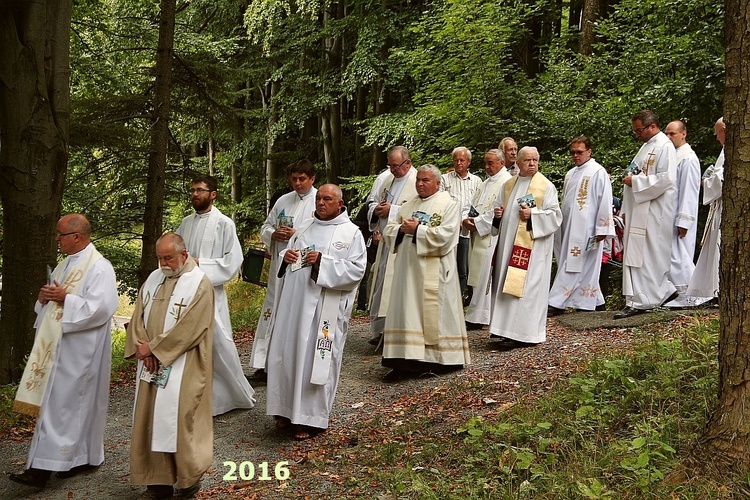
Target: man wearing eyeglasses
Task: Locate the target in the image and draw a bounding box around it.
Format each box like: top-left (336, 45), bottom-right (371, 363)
top-left (615, 110), bottom-right (678, 319)
top-left (364, 146), bottom-right (418, 348)
top-left (177, 174), bottom-right (255, 416)
top-left (11, 214), bottom-right (118, 489)
top-left (548, 136), bottom-right (614, 316)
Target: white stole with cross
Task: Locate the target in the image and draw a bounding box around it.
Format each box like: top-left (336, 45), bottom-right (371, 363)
top-left (136, 266), bottom-right (205, 453)
top-left (14, 245), bottom-right (104, 417)
top-left (563, 161), bottom-right (598, 273)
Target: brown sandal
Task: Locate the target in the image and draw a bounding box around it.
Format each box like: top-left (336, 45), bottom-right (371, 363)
top-left (292, 425), bottom-right (325, 441)
top-left (274, 416), bottom-right (291, 431)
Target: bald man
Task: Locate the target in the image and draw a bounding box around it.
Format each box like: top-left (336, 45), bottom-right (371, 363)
top-left (664, 120), bottom-right (701, 307)
top-left (11, 214), bottom-right (118, 489)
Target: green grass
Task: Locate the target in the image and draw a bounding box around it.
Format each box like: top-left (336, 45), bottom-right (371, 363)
top-left (226, 278), bottom-right (266, 333)
top-left (368, 315), bottom-right (732, 498)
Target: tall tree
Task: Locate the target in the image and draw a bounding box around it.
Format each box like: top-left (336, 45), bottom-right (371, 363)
top-left (136, 0), bottom-right (176, 286)
top-left (0, 0), bottom-right (72, 383)
top-left (697, 0), bottom-right (750, 468)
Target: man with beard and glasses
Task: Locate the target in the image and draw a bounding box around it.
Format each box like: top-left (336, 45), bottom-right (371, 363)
top-left (177, 174), bottom-right (255, 416)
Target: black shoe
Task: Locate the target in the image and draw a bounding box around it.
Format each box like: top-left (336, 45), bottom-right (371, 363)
top-left (175, 481), bottom-right (201, 499)
top-left (613, 306), bottom-right (647, 319)
top-left (547, 306), bottom-right (565, 317)
top-left (137, 485), bottom-right (174, 499)
top-left (9, 468), bottom-right (51, 488)
top-left (493, 337), bottom-right (536, 350)
top-left (595, 304), bottom-right (606, 311)
top-left (661, 290), bottom-right (680, 306)
top-left (247, 369), bottom-right (267, 382)
top-left (55, 464), bottom-right (98, 479)
top-left (465, 321), bottom-right (484, 331)
top-left (382, 369), bottom-right (407, 383)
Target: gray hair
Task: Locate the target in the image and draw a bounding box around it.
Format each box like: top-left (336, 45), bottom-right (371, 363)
top-left (451, 146), bottom-right (472, 162)
top-left (417, 164), bottom-right (442, 183)
top-left (157, 232), bottom-right (186, 253)
top-left (486, 148), bottom-right (505, 163)
top-left (388, 146), bottom-right (411, 162)
top-left (517, 146), bottom-right (539, 161)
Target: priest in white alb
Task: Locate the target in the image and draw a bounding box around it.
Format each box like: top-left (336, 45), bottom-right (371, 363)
top-left (265, 184), bottom-right (366, 440)
top-left (463, 149), bottom-right (511, 328)
top-left (249, 160), bottom-right (317, 377)
top-left (687, 117), bottom-right (725, 303)
top-left (488, 147), bottom-right (562, 346)
top-left (663, 121), bottom-right (702, 308)
top-left (177, 174), bottom-right (255, 416)
top-left (615, 110), bottom-right (678, 318)
top-left (11, 214), bottom-right (118, 489)
top-left (365, 146), bottom-right (418, 347)
top-left (380, 165), bottom-right (471, 382)
top-left (126, 233), bottom-right (215, 499)
top-left (548, 136), bottom-right (614, 314)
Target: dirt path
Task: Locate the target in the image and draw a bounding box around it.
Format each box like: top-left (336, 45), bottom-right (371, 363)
top-left (0, 309), bottom-right (707, 499)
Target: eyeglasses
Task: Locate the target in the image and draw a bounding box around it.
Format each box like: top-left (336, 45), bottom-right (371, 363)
top-left (387, 158), bottom-right (409, 170)
top-left (189, 188), bottom-right (212, 194)
top-left (632, 125), bottom-right (650, 136)
top-left (56, 231), bottom-right (78, 238)
top-left (570, 149), bottom-right (589, 155)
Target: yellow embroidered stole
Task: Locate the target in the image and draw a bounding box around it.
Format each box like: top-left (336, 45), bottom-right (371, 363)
top-left (14, 247), bottom-right (104, 416)
top-left (502, 173), bottom-right (549, 298)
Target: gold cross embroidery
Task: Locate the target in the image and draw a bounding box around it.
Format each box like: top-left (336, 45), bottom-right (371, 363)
top-left (571, 246), bottom-right (582, 257)
top-left (263, 308), bottom-right (272, 321)
top-left (172, 298), bottom-right (188, 322)
top-left (511, 248), bottom-right (529, 267)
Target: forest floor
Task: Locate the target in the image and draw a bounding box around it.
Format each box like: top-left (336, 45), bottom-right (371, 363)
top-left (0, 307), bottom-right (711, 499)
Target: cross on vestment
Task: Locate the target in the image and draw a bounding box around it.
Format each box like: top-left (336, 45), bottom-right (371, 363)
top-left (570, 246), bottom-right (582, 257)
top-left (511, 248), bottom-right (530, 268)
top-left (173, 298), bottom-right (188, 321)
top-left (263, 308), bottom-right (272, 320)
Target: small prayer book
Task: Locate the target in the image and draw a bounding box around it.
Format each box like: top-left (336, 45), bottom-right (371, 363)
top-left (412, 211), bottom-right (431, 226)
top-left (702, 164), bottom-right (715, 180)
top-left (623, 161), bottom-right (642, 177)
top-left (467, 205), bottom-right (480, 217)
top-left (291, 245), bottom-right (316, 272)
top-left (516, 194), bottom-right (536, 208)
top-left (382, 189), bottom-right (394, 203)
top-left (585, 235), bottom-right (600, 252)
top-left (140, 363), bottom-right (172, 389)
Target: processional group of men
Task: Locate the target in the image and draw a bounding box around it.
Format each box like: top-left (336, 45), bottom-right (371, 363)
top-left (8, 109), bottom-right (724, 498)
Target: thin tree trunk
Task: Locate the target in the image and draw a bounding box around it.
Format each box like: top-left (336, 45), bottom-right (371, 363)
top-left (0, 0), bottom-right (72, 384)
top-left (580, 0), bottom-right (602, 55)
top-left (263, 79), bottom-right (279, 210)
top-left (697, 0), bottom-right (750, 470)
top-left (137, 0), bottom-right (176, 286)
top-left (207, 112), bottom-right (215, 176)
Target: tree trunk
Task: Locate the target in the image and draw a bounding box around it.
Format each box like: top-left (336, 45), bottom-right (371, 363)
top-left (579, 0), bottom-right (602, 55)
top-left (263, 79), bottom-right (279, 210)
top-left (0, 1), bottom-right (72, 384)
top-left (698, 0), bottom-right (750, 470)
top-left (137, 0), bottom-right (176, 286)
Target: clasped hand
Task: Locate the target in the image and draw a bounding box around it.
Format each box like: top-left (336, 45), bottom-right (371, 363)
top-left (38, 281), bottom-right (67, 305)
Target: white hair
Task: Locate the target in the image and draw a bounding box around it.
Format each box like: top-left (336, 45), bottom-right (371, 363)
top-left (417, 164), bottom-right (442, 182)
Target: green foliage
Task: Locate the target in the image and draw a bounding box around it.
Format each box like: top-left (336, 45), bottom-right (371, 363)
top-left (447, 317), bottom-right (722, 497)
top-left (110, 328), bottom-right (136, 382)
top-left (226, 278), bottom-right (266, 333)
